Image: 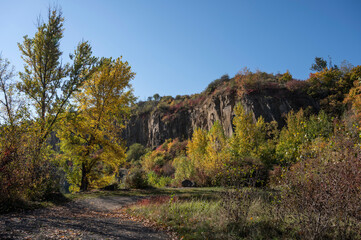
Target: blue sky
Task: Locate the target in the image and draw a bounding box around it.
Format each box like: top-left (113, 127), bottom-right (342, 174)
top-left (1, 0), bottom-right (360, 100)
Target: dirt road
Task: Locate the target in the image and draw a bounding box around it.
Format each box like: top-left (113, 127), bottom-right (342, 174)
top-left (0, 195), bottom-right (169, 240)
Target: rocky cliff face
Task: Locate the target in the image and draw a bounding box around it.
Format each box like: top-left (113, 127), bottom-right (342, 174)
top-left (124, 87), bottom-right (318, 148)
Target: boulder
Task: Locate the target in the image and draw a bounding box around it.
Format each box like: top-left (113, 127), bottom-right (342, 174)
top-left (181, 179), bottom-right (194, 187)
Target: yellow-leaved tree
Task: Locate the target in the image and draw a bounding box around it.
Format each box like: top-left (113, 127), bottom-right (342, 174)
top-left (204, 121), bottom-right (229, 184)
top-left (186, 128), bottom-right (208, 185)
top-left (58, 57), bottom-right (135, 191)
top-left (230, 104), bottom-right (268, 159)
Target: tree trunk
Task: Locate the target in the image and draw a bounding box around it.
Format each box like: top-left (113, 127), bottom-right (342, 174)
top-left (80, 163), bottom-right (89, 191)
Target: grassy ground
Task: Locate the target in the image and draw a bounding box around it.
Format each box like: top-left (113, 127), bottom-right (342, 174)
top-left (125, 187), bottom-right (293, 240)
top-left (65, 187), bottom-right (223, 200)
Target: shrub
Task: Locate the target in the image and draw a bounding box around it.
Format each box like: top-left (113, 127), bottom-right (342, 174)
top-left (205, 74), bottom-right (230, 94)
top-left (147, 171), bottom-right (172, 188)
top-left (172, 155), bottom-right (194, 183)
top-left (236, 70), bottom-right (280, 94)
top-left (220, 157), bottom-right (268, 187)
top-left (278, 70), bottom-right (292, 83)
top-left (280, 134), bottom-right (361, 239)
top-left (126, 143), bottom-right (148, 163)
top-left (220, 187), bottom-right (283, 239)
top-left (124, 168), bottom-right (148, 189)
top-left (285, 79), bottom-right (309, 92)
top-left (276, 109), bottom-right (333, 165)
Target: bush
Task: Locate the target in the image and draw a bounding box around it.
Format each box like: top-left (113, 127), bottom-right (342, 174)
top-left (220, 157), bottom-right (268, 187)
top-left (147, 171), bottom-right (172, 188)
top-left (285, 79), bottom-right (309, 92)
top-left (276, 109), bottom-right (333, 165)
top-left (280, 134), bottom-right (361, 239)
top-left (172, 155), bottom-right (195, 186)
top-left (205, 74), bottom-right (230, 94)
top-left (124, 168), bottom-right (148, 189)
top-left (126, 143), bottom-right (148, 163)
top-left (220, 188), bottom-right (283, 239)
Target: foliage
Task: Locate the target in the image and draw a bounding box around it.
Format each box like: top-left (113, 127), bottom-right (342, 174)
top-left (0, 54), bottom-right (63, 206)
top-left (275, 109), bottom-right (333, 165)
top-left (126, 143), bottom-right (149, 163)
top-left (0, 7), bottom-right (99, 208)
top-left (172, 155), bottom-right (195, 186)
top-left (17, 8), bottom-right (96, 152)
top-left (205, 74), bottom-right (230, 94)
top-left (307, 65), bottom-right (357, 116)
top-left (310, 57), bottom-right (327, 71)
top-left (57, 57), bottom-right (135, 191)
top-left (147, 171), bottom-right (172, 188)
top-left (221, 157), bottom-right (269, 188)
top-left (236, 70), bottom-right (281, 94)
top-left (278, 70), bottom-right (292, 83)
top-left (344, 65), bottom-right (361, 123)
top-left (230, 104), bottom-right (278, 165)
top-left (285, 79), bottom-right (309, 92)
top-left (280, 133), bottom-right (361, 239)
top-left (142, 138), bottom-right (186, 178)
top-left (203, 121), bottom-right (229, 184)
top-left (187, 124), bottom-right (227, 185)
top-left (130, 197), bottom-right (224, 239)
top-left (124, 168), bottom-right (149, 189)
top-left (128, 187), bottom-right (285, 240)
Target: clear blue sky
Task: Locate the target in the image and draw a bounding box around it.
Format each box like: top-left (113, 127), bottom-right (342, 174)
top-left (1, 0), bottom-right (360, 100)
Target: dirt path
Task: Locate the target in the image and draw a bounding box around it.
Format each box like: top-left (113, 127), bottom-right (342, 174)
top-left (0, 195), bottom-right (170, 240)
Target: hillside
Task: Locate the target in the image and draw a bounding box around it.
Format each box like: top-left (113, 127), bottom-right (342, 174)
top-left (124, 72), bottom-right (318, 148)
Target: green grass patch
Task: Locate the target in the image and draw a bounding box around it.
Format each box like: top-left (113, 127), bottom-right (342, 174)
top-left (126, 187), bottom-right (291, 240)
top-left (128, 198), bottom-right (225, 239)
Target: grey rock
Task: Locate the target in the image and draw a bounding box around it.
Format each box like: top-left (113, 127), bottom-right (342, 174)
top-left (124, 87), bottom-right (318, 148)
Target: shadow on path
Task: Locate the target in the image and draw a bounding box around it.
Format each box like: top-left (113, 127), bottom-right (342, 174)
top-left (0, 196), bottom-right (168, 240)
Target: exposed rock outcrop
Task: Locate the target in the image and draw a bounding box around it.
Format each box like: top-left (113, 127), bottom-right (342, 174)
top-left (124, 87), bottom-right (318, 148)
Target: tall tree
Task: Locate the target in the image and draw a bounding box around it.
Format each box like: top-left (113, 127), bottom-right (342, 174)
top-left (17, 7), bottom-right (96, 152)
top-left (310, 57), bottom-right (327, 72)
top-left (58, 57), bottom-right (135, 191)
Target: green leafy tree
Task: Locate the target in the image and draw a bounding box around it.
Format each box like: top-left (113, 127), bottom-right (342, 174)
top-left (187, 128), bottom-right (208, 185)
top-left (0, 56), bottom-right (29, 203)
top-left (310, 57), bottom-right (327, 72)
top-left (153, 93), bottom-right (160, 101)
top-left (126, 143), bottom-right (148, 164)
top-left (276, 110), bottom-right (332, 165)
top-left (17, 8), bottom-right (96, 153)
top-left (229, 104), bottom-right (270, 159)
top-left (307, 66), bottom-right (355, 116)
top-left (58, 57), bottom-right (135, 191)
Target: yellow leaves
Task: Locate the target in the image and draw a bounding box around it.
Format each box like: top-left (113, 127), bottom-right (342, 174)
top-left (57, 57), bottom-right (134, 190)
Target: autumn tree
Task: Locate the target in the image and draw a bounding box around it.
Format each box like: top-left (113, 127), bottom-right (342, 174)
top-left (279, 70), bottom-right (292, 83)
top-left (307, 65), bottom-right (356, 116)
top-left (17, 7), bottom-right (96, 154)
top-left (204, 121), bottom-right (229, 184)
top-left (276, 110), bottom-right (333, 165)
top-left (0, 56), bottom-right (29, 204)
top-left (0, 56), bottom-right (18, 136)
top-left (58, 57), bottom-right (135, 191)
top-left (344, 66), bottom-right (361, 122)
top-left (187, 128), bottom-right (208, 184)
top-left (229, 104), bottom-right (271, 159)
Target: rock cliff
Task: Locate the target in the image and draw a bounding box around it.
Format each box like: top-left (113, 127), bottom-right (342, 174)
top-left (124, 86), bottom-right (318, 148)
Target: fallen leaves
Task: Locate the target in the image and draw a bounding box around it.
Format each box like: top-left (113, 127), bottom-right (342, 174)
top-left (0, 196), bottom-right (173, 240)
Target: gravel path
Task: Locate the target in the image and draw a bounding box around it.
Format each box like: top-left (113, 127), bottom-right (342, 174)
top-left (0, 195), bottom-right (170, 240)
